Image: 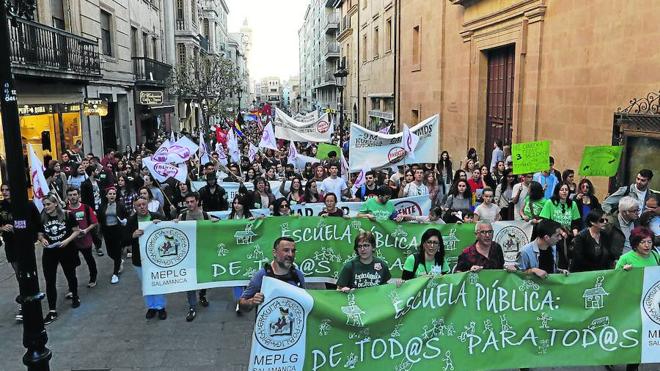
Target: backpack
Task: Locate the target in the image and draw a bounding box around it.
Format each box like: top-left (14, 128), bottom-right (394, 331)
top-left (264, 263), bottom-right (302, 287)
top-left (179, 211), bottom-right (210, 221)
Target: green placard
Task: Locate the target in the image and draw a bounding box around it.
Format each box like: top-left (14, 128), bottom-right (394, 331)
top-left (578, 145), bottom-right (623, 177)
top-left (511, 140), bottom-right (550, 175)
top-left (316, 143), bottom-right (342, 160)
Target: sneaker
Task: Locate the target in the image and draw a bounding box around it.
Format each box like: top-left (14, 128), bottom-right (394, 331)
top-left (186, 308), bottom-right (196, 322)
top-left (87, 281), bottom-right (97, 288)
top-left (96, 249), bottom-right (104, 257)
top-left (118, 259), bottom-right (124, 274)
top-left (43, 311), bottom-right (58, 325)
top-left (126, 252), bottom-right (132, 258)
top-left (71, 296), bottom-right (81, 308)
top-left (199, 296), bottom-right (209, 307)
top-left (15, 308), bottom-right (23, 322)
top-left (111, 275), bottom-right (119, 284)
top-left (145, 309), bottom-right (157, 319)
top-left (65, 292), bottom-right (73, 300)
top-left (157, 308), bottom-right (167, 320)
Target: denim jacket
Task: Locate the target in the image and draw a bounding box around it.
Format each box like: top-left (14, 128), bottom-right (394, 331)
top-left (517, 240), bottom-right (558, 273)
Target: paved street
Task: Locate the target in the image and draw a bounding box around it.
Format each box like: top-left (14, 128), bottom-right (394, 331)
top-left (0, 249), bottom-right (657, 371)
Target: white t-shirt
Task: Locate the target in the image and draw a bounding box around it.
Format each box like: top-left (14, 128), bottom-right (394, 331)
top-left (403, 182), bottom-right (429, 197)
top-left (321, 176), bottom-right (348, 199)
top-left (475, 203), bottom-right (501, 222)
top-left (512, 182), bottom-right (529, 221)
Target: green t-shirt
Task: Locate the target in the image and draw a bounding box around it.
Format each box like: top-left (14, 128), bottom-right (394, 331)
top-left (403, 254), bottom-right (450, 277)
top-left (336, 257), bottom-right (391, 289)
top-left (138, 214), bottom-right (152, 222)
top-left (359, 198), bottom-right (396, 221)
top-left (615, 250), bottom-right (660, 269)
top-left (539, 200), bottom-right (580, 228)
top-left (522, 197), bottom-right (547, 219)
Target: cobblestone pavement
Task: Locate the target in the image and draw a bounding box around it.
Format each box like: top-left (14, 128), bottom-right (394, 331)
top-left (0, 249), bottom-right (656, 370)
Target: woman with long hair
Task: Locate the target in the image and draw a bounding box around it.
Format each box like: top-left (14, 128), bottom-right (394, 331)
top-left (170, 180), bottom-right (192, 218)
top-left (437, 151), bottom-right (453, 198)
top-left (304, 179), bottom-right (323, 203)
top-left (138, 186), bottom-right (164, 215)
top-left (520, 181), bottom-right (546, 224)
top-left (272, 197), bottom-right (293, 216)
top-left (116, 175), bottom-right (137, 214)
top-left (540, 181), bottom-right (581, 235)
top-left (424, 171), bottom-right (440, 207)
top-left (302, 162), bottom-right (314, 181)
top-left (38, 193), bottom-right (81, 324)
top-left (492, 160), bottom-right (506, 186)
top-left (442, 180), bottom-right (472, 223)
top-left (401, 228), bottom-right (448, 280)
top-left (397, 169), bottom-right (415, 198)
top-left (279, 175), bottom-right (305, 205)
top-left (480, 164), bottom-right (497, 190)
top-left (228, 194), bottom-right (254, 220)
top-left (495, 169), bottom-right (516, 220)
top-left (252, 177), bottom-right (275, 209)
top-left (562, 169), bottom-right (577, 199)
top-left (574, 178), bottom-right (601, 224)
top-left (97, 186), bottom-right (129, 284)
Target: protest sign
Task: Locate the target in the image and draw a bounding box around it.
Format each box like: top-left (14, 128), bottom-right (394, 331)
top-left (274, 108), bottom-right (333, 142)
top-left (138, 218), bottom-right (532, 295)
top-left (249, 267), bottom-right (660, 370)
top-left (511, 140), bottom-right (550, 175)
top-left (349, 115), bottom-right (440, 171)
top-left (316, 143), bottom-right (342, 160)
top-left (578, 145), bottom-right (623, 177)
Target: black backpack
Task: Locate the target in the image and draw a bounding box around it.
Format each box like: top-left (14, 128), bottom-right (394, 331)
top-left (264, 263), bottom-right (303, 287)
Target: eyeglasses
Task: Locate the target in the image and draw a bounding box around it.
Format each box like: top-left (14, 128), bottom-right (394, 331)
top-left (357, 244), bottom-right (372, 249)
top-left (478, 230), bottom-right (494, 235)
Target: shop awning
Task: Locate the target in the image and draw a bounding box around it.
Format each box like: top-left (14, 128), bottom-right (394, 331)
top-left (146, 105), bottom-right (175, 115)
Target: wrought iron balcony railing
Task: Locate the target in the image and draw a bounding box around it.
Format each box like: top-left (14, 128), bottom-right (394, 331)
top-left (132, 57), bottom-right (172, 87)
top-left (8, 17), bottom-right (101, 80)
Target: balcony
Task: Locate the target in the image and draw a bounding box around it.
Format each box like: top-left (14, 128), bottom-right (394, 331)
top-left (199, 35), bottom-right (209, 53)
top-left (323, 42), bottom-right (340, 60)
top-left (176, 19), bottom-right (185, 30)
top-left (132, 57), bottom-right (172, 87)
top-left (8, 17), bottom-right (101, 81)
top-left (337, 14), bottom-right (352, 41)
top-left (315, 72), bottom-right (339, 89)
top-left (323, 13), bottom-right (339, 34)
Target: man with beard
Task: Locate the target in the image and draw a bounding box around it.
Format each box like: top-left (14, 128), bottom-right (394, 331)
top-left (238, 237), bottom-right (305, 313)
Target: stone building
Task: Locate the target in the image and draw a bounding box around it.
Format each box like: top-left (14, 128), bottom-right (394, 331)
top-left (395, 0), bottom-right (660, 190)
top-left (334, 0), bottom-right (359, 125)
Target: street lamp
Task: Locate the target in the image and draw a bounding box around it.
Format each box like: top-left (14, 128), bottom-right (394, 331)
top-left (333, 61), bottom-right (348, 151)
top-left (237, 86), bottom-right (242, 113)
top-left (0, 1), bottom-right (52, 370)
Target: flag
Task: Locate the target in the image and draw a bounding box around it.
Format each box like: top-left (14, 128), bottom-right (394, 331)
top-left (151, 135), bottom-right (198, 164)
top-left (402, 124), bottom-right (420, 160)
top-left (214, 143), bottom-right (228, 166)
top-left (28, 144), bottom-right (50, 211)
top-left (378, 125), bottom-right (391, 134)
top-left (215, 126), bottom-right (228, 145)
top-left (232, 112), bottom-right (245, 138)
top-left (340, 154), bottom-right (350, 182)
top-left (170, 130), bottom-right (176, 142)
top-left (199, 130), bottom-right (210, 165)
top-left (142, 157), bottom-right (187, 183)
top-left (287, 141), bottom-right (298, 165)
top-left (259, 122), bottom-right (278, 150)
top-left (351, 167), bottom-right (370, 195)
top-left (227, 129), bottom-right (241, 163)
top-left (248, 143), bottom-right (259, 163)
top-left (256, 114), bottom-right (264, 131)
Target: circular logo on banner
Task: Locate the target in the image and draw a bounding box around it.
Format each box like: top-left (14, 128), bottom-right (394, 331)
top-left (494, 225), bottom-right (529, 261)
top-left (394, 200), bottom-right (422, 216)
top-left (255, 296), bottom-right (305, 351)
top-left (387, 147), bottom-right (406, 164)
top-left (317, 120), bottom-right (330, 133)
top-left (145, 227), bottom-right (190, 268)
top-left (643, 281), bottom-right (660, 325)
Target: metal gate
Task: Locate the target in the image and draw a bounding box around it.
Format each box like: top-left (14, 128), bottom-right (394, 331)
top-left (485, 45), bottom-right (515, 168)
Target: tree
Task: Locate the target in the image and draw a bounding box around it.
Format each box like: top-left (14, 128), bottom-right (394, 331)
top-left (168, 55), bottom-right (241, 133)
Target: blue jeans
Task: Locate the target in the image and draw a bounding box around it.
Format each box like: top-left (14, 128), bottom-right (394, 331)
top-left (134, 266), bottom-right (167, 310)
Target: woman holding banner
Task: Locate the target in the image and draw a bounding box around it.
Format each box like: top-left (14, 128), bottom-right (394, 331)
top-left (442, 180), bottom-right (472, 223)
top-left (401, 229), bottom-right (449, 280)
top-left (318, 193), bottom-right (344, 217)
top-left (337, 231), bottom-right (391, 291)
top-left (279, 176), bottom-right (305, 206)
top-left (303, 179), bottom-right (323, 203)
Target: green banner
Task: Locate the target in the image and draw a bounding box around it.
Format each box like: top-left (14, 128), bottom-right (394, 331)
top-left (578, 145), bottom-right (623, 177)
top-left (512, 140), bottom-right (550, 175)
top-left (249, 268), bottom-right (660, 370)
top-left (316, 143), bottom-right (342, 160)
top-left (139, 218), bottom-right (533, 295)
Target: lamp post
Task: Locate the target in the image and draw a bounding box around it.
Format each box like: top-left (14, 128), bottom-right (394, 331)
top-left (333, 61), bottom-right (348, 150)
top-left (0, 1), bottom-right (52, 370)
top-left (237, 86), bottom-right (242, 113)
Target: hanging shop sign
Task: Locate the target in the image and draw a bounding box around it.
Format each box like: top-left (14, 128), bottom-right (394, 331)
top-left (139, 91), bottom-right (164, 105)
top-left (83, 99), bottom-right (108, 117)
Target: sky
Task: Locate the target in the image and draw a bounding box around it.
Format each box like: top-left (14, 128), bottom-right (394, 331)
top-left (226, 0), bottom-right (309, 82)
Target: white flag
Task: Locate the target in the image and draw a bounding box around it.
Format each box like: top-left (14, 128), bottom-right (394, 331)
top-left (151, 135), bottom-right (198, 164)
top-left (215, 143), bottom-right (228, 166)
top-left (28, 144), bottom-right (50, 211)
top-left (259, 122), bottom-right (278, 150)
top-left (248, 143), bottom-right (259, 163)
top-left (227, 129), bottom-right (241, 163)
top-left (170, 130), bottom-right (176, 142)
top-left (340, 154), bottom-right (350, 182)
top-left (198, 130), bottom-right (210, 165)
top-left (287, 141), bottom-right (298, 165)
top-left (351, 167), bottom-right (370, 194)
top-left (142, 158), bottom-right (187, 183)
top-left (402, 124), bottom-right (420, 160)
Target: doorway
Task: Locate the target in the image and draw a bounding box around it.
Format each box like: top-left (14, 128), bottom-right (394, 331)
top-left (102, 101), bottom-right (117, 152)
top-left (484, 45), bottom-right (515, 167)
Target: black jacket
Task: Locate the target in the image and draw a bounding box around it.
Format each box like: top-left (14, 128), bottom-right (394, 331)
top-left (80, 178), bottom-right (104, 210)
top-left (570, 229), bottom-right (615, 272)
top-left (127, 211), bottom-right (165, 267)
top-left (199, 184), bottom-right (229, 211)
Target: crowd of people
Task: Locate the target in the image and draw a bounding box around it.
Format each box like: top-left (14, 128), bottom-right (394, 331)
top-left (0, 113), bottom-right (658, 352)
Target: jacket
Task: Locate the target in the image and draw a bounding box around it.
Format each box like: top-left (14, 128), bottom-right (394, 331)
top-left (604, 211), bottom-right (631, 258)
top-left (198, 184), bottom-right (229, 211)
top-left (570, 228), bottom-right (615, 272)
top-left (602, 184), bottom-right (657, 214)
top-left (80, 178), bottom-right (104, 211)
top-left (127, 211), bottom-right (165, 267)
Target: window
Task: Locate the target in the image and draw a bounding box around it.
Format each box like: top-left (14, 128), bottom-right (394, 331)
top-left (386, 18), bottom-right (392, 52)
top-left (411, 109), bottom-right (419, 124)
top-left (142, 32), bottom-right (149, 58)
top-left (130, 27), bottom-right (138, 58)
top-left (152, 38), bottom-right (158, 60)
top-left (362, 34), bottom-right (367, 62)
top-left (100, 10), bottom-right (113, 56)
top-left (176, 0), bottom-right (184, 21)
top-left (373, 27), bottom-right (379, 58)
top-left (51, 0), bottom-right (65, 29)
top-left (362, 0), bottom-right (367, 9)
top-left (412, 25), bottom-right (421, 69)
top-left (177, 43), bottom-right (186, 69)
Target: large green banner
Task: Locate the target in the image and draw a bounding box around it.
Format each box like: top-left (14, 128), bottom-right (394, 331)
top-left (139, 218), bottom-right (533, 295)
top-left (249, 268), bottom-right (660, 370)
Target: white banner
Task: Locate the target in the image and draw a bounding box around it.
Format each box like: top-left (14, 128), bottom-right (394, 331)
top-left (291, 195), bottom-right (433, 218)
top-left (142, 158), bottom-right (188, 183)
top-left (248, 277), bottom-right (313, 371)
top-left (641, 266), bottom-right (660, 363)
top-left (274, 107), bottom-right (333, 143)
top-left (191, 181), bottom-right (255, 206)
top-left (293, 110), bottom-right (319, 123)
top-left (349, 114), bottom-right (440, 171)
